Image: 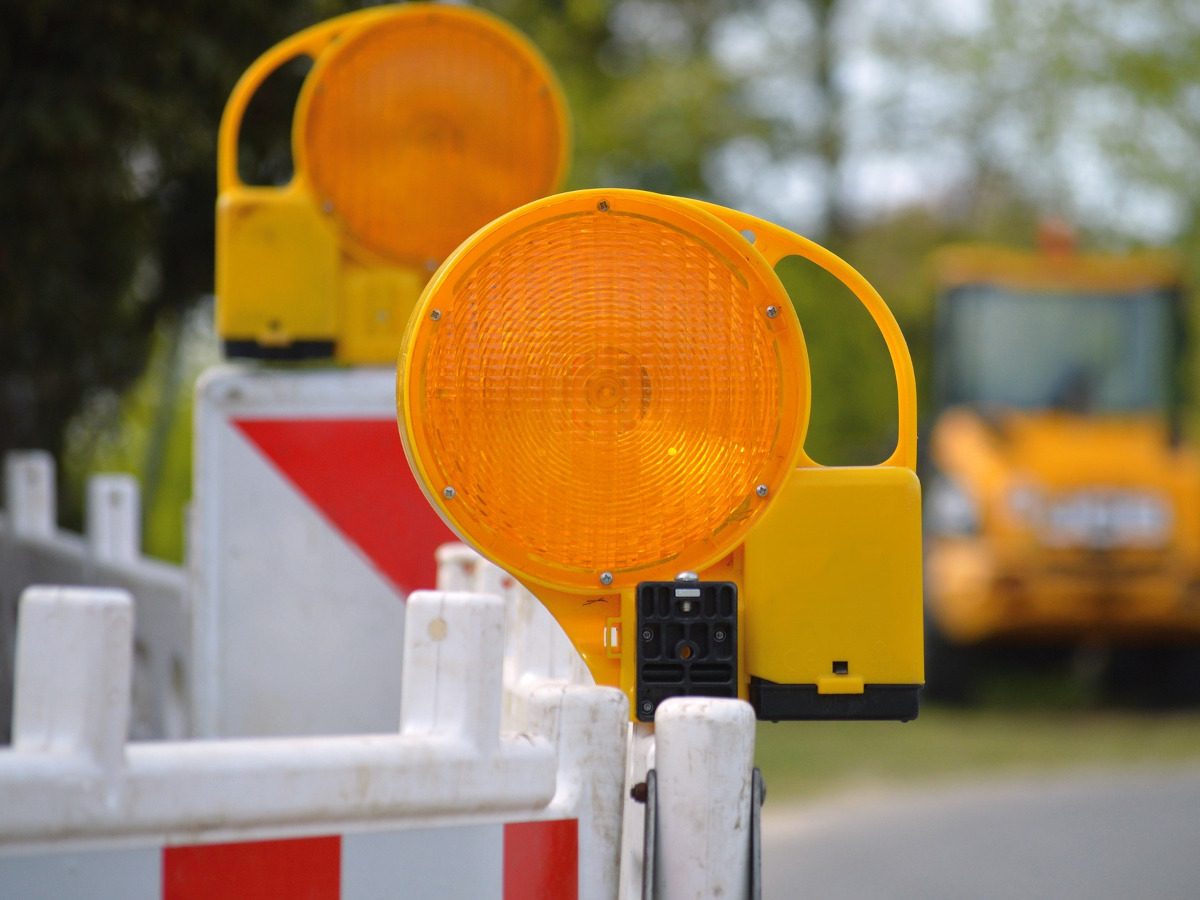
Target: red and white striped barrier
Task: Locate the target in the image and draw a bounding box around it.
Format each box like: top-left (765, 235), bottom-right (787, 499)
top-left (0, 821), bottom-right (577, 900)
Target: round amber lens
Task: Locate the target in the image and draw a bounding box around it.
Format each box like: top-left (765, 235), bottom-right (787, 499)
top-left (299, 6), bottom-right (567, 267)
top-left (401, 191), bottom-right (806, 592)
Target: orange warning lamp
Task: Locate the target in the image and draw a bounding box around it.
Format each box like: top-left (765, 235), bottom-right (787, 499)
top-left (399, 189), bottom-right (924, 723)
top-left (216, 4), bottom-right (569, 364)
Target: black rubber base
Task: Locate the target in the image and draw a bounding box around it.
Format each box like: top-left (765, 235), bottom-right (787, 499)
top-left (223, 339), bottom-right (336, 361)
top-left (749, 677), bottom-right (921, 722)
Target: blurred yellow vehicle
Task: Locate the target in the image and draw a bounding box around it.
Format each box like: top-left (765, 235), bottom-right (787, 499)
top-left (923, 229), bottom-right (1200, 701)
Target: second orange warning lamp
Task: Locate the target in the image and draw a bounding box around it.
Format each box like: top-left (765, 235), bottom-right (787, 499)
top-left (218, 5), bottom-right (924, 722)
top-left (216, 3), bottom-right (568, 363)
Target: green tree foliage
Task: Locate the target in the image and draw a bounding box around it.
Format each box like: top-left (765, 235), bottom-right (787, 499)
top-left (0, 0), bottom-right (350, 510)
top-left (481, 0), bottom-right (769, 196)
top-left (866, 0), bottom-right (1200, 243)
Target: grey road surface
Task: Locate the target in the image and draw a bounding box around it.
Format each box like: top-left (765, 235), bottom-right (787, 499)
top-left (763, 769), bottom-right (1200, 900)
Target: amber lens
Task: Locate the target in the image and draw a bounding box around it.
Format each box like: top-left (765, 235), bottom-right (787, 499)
top-left (401, 192), bottom-right (806, 592)
top-left (299, 6), bottom-right (567, 267)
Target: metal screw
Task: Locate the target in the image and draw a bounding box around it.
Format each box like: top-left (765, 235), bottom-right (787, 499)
top-left (714, 629), bottom-right (727, 642)
top-left (766, 305), bottom-right (779, 318)
top-left (430, 309), bottom-right (442, 321)
top-left (641, 628), bottom-right (654, 642)
top-left (756, 484), bottom-right (769, 498)
top-left (600, 571), bottom-right (614, 586)
top-left (443, 486), bottom-right (456, 499)
top-left (675, 571), bottom-right (699, 582)
top-left (597, 200), bottom-right (610, 212)
top-left (641, 700), bottom-right (654, 715)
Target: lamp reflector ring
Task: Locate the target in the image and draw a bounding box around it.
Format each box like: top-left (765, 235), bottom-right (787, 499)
top-left (400, 191), bottom-right (807, 592)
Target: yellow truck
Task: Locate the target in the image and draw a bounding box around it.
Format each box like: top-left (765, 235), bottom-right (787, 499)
top-left (923, 232), bottom-right (1200, 702)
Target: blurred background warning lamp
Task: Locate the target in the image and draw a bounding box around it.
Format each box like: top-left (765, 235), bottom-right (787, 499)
top-left (216, 4), bottom-right (569, 363)
top-left (399, 189), bottom-right (925, 723)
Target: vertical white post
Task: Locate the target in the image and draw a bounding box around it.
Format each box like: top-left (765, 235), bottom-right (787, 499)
top-left (87, 475), bottom-right (141, 564)
top-left (400, 590), bottom-right (504, 753)
top-left (654, 698), bottom-right (756, 900)
top-left (12, 586), bottom-right (134, 774)
top-left (434, 543), bottom-right (478, 591)
top-left (527, 683), bottom-right (629, 900)
top-left (5, 452), bottom-right (56, 539)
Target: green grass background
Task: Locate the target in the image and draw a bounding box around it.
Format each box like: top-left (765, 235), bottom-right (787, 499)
top-left (756, 705), bottom-right (1200, 802)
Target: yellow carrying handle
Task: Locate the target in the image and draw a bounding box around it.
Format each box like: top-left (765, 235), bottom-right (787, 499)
top-left (686, 199), bottom-right (918, 473)
top-left (217, 8), bottom-right (392, 193)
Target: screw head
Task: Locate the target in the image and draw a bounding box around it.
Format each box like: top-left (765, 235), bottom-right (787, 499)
top-left (641, 628), bottom-right (654, 642)
top-left (675, 571), bottom-right (699, 582)
top-left (600, 571), bottom-right (614, 586)
top-left (597, 200), bottom-right (610, 212)
top-left (766, 305), bottom-right (779, 318)
top-left (714, 629), bottom-right (727, 642)
top-left (442, 486), bottom-right (456, 499)
top-left (430, 309), bottom-right (442, 321)
top-left (756, 484), bottom-right (769, 498)
top-left (641, 700), bottom-right (654, 714)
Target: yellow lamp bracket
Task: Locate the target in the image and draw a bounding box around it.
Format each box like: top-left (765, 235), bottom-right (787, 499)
top-left (215, 4), bottom-right (570, 365)
top-left (398, 189), bottom-right (923, 723)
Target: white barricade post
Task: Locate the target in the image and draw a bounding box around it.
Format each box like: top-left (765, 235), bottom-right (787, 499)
top-left (0, 456), bottom-right (190, 744)
top-left (87, 475), bottom-right (141, 565)
top-left (653, 698), bottom-right (756, 900)
top-left (4, 451), bottom-right (55, 540)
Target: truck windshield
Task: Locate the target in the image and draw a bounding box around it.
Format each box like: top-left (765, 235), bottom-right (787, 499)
top-left (943, 286), bottom-right (1174, 414)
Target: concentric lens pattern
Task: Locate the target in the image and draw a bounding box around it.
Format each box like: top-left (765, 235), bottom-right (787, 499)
top-left (303, 11), bottom-right (563, 266)
top-left (416, 210), bottom-right (792, 582)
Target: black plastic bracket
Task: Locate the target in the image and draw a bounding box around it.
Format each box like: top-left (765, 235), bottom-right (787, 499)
top-left (635, 581), bottom-right (738, 722)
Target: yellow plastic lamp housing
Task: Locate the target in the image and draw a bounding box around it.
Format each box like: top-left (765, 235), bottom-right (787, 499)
top-left (216, 4), bottom-right (569, 364)
top-left (401, 189), bottom-right (924, 718)
top-left (400, 189), bottom-right (808, 593)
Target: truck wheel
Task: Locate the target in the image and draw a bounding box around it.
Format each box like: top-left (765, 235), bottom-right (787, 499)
top-left (1164, 644), bottom-right (1200, 707)
top-left (922, 614), bottom-right (974, 704)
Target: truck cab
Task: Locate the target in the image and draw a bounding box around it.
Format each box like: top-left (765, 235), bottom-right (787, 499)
top-left (923, 233), bottom-right (1200, 700)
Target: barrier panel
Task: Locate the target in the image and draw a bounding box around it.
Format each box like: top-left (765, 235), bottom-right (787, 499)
top-left (0, 453), bottom-right (190, 743)
top-left (192, 366), bottom-right (456, 739)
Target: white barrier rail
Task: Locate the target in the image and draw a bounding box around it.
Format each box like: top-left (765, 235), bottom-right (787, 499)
top-left (0, 585), bottom-right (627, 862)
top-left (0, 453), bottom-right (190, 743)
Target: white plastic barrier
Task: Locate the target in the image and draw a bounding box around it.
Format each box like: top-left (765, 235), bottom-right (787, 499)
top-left (0, 453), bottom-right (190, 743)
top-left (0, 584), bottom-right (628, 900)
top-left (435, 542), bottom-right (593, 729)
top-left (435, 544), bottom-right (761, 900)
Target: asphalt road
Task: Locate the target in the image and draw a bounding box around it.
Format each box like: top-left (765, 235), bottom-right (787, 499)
top-left (762, 768), bottom-right (1200, 899)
